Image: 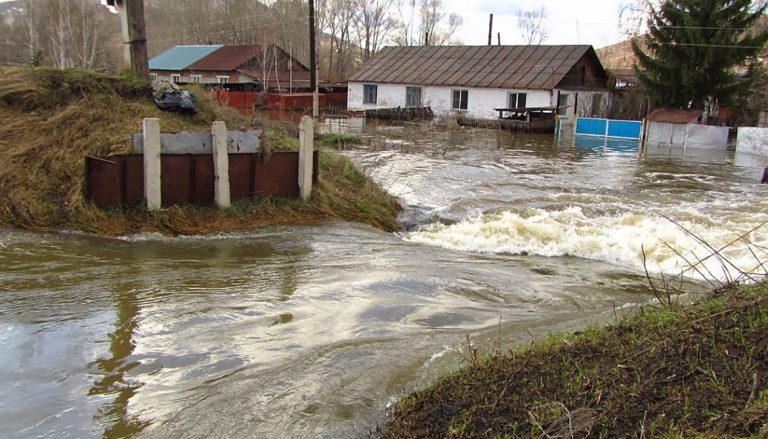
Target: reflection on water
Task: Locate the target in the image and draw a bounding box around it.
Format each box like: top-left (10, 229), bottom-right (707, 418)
top-left (2, 118), bottom-right (767, 438)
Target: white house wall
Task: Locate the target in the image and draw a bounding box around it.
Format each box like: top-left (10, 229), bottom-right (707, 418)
top-left (348, 82), bottom-right (552, 120)
top-left (349, 82), bottom-right (608, 120)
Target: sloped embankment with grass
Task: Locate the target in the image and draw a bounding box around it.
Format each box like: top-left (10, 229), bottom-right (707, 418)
top-left (384, 283), bottom-right (768, 438)
top-left (0, 67), bottom-right (400, 235)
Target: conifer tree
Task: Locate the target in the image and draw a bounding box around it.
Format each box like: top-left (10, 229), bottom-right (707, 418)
top-left (632, 0), bottom-right (768, 111)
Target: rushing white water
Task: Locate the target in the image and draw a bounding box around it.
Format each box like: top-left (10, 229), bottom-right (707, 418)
top-left (403, 206), bottom-right (768, 282)
top-left (345, 127), bottom-right (768, 284)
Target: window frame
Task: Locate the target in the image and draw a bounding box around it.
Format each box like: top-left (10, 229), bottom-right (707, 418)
top-left (451, 89), bottom-right (469, 111)
top-left (363, 83), bottom-right (378, 105)
top-left (171, 74), bottom-right (181, 83)
top-left (405, 86), bottom-right (422, 108)
top-left (557, 93), bottom-right (570, 116)
top-left (216, 75), bottom-right (230, 84)
top-left (507, 92), bottom-right (527, 109)
top-left (191, 74), bottom-right (202, 83)
top-left (149, 73), bottom-right (158, 81)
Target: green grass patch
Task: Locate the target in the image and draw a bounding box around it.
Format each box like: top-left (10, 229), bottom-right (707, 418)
top-left (383, 283), bottom-right (768, 438)
top-left (316, 133), bottom-right (366, 149)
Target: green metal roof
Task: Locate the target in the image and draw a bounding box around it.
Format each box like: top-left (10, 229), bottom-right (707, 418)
top-left (149, 45), bottom-right (223, 71)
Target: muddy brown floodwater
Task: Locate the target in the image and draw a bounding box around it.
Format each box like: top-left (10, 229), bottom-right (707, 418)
top-left (2, 121), bottom-right (767, 438)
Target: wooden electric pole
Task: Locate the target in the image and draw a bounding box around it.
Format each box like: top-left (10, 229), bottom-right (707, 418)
top-left (309, 0), bottom-right (318, 118)
top-left (108, 0), bottom-right (149, 78)
top-left (488, 14), bottom-right (493, 46)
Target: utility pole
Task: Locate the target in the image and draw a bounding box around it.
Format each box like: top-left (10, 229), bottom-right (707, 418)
top-left (309, 0), bottom-right (318, 119)
top-left (488, 13), bottom-right (493, 46)
top-left (108, 0), bottom-right (149, 78)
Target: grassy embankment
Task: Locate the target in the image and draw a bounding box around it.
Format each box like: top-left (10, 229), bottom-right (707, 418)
top-left (0, 67), bottom-right (400, 235)
top-left (384, 281), bottom-right (768, 438)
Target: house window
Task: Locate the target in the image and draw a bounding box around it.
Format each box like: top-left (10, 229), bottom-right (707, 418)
top-left (363, 84), bottom-right (378, 105)
top-left (191, 75), bottom-right (202, 83)
top-left (590, 93), bottom-right (603, 117)
top-left (216, 75), bottom-right (229, 84)
top-left (507, 92), bottom-right (527, 109)
top-left (171, 74), bottom-right (181, 83)
top-left (451, 89), bottom-right (468, 110)
top-left (557, 93), bottom-right (570, 116)
top-left (405, 86), bottom-right (422, 107)
top-left (149, 73), bottom-right (157, 81)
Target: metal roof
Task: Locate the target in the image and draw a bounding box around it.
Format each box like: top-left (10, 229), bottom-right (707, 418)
top-left (186, 45), bottom-right (264, 71)
top-left (646, 109), bottom-right (703, 124)
top-left (187, 44), bottom-right (311, 71)
top-left (348, 45), bottom-right (602, 90)
top-left (149, 45), bottom-right (223, 71)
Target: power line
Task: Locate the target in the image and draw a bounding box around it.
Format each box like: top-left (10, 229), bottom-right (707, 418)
top-left (658, 25), bottom-right (754, 31)
top-left (658, 42), bottom-right (767, 49)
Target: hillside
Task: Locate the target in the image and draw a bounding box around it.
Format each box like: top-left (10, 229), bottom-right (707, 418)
top-left (596, 37), bottom-right (643, 70)
top-left (0, 67), bottom-right (401, 235)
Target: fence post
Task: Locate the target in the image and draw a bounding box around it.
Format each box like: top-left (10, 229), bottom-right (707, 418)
top-left (143, 118), bottom-right (162, 211)
top-left (212, 121), bottom-right (231, 208)
top-left (298, 115), bottom-right (314, 201)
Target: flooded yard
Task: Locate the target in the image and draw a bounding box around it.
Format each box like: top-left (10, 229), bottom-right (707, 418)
top-left (2, 120), bottom-right (767, 438)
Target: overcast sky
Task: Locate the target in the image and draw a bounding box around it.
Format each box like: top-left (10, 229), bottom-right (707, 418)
top-left (442, 0), bottom-right (630, 48)
top-left (0, 0), bottom-right (632, 48)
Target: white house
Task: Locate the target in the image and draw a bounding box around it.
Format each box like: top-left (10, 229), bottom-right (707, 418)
top-left (347, 45), bottom-right (610, 120)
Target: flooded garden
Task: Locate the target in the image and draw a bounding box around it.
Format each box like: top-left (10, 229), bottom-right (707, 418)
top-left (2, 119), bottom-right (767, 438)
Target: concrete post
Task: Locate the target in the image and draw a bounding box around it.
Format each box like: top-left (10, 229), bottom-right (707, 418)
top-left (298, 116), bottom-right (314, 201)
top-left (211, 121), bottom-right (231, 208)
top-left (143, 118), bottom-right (162, 211)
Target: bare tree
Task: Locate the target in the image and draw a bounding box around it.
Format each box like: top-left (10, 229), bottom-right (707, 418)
top-left (394, 0), bottom-right (461, 46)
top-left (419, 0), bottom-right (461, 46)
top-left (617, 0), bottom-right (658, 37)
top-left (354, 0), bottom-right (396, 60)
top-left (517, 6), bottom-right (549, 45)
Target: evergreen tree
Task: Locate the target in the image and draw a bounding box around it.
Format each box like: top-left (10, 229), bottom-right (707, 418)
top-left (632, 0), bottom-right (768, 111)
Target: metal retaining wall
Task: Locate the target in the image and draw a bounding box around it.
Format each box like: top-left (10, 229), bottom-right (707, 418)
top-left (736, 127), bottom-right (768, 155)
top-left (84, 151), bottom-right (320, 208)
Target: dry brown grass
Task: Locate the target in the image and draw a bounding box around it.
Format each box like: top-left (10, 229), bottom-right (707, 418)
top-left (0, 67), bottom-right (401, 235)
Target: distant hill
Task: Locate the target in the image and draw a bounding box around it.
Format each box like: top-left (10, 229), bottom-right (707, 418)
top-left (596, 37), bottom-right (643, 70)
top-left (598, 15), bottom-right (768, 70)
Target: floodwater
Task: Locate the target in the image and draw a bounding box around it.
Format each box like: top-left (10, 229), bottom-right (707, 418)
top-left (2, 120), bottom-right (768, 438)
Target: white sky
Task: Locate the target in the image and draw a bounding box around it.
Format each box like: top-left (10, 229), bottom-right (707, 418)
top-left (442, 0), bottom-right (629, 48)
top-left (0, 0), bottom-right (631, 48)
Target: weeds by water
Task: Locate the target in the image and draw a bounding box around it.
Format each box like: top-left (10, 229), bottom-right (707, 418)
top-left (383, 222), bottom-right (768, 438)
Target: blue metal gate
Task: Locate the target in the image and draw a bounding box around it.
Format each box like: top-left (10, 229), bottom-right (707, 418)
top-left (575, 117), bottom-right (643, 140)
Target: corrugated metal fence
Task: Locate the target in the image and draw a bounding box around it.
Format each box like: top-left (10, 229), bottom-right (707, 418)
top-left (84, 152), bottom-right (319, 208)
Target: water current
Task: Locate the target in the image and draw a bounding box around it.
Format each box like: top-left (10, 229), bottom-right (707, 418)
top-left (1, 121), bottom-right (767, 438)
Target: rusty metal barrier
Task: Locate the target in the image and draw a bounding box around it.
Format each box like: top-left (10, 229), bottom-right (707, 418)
top-left (84, 151), bottom-right (319, 208)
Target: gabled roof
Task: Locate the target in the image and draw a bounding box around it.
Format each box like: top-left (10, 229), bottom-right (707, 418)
top-left (149, 44), bottom-right (310, 73)
top-left (348, 45), bottom-right (604, 90)
top-left (149, 45), bottom-right (223, 71)
top-left (186, 45), bottom-right (263, 71)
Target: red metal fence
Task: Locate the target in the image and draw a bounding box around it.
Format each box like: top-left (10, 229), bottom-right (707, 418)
top-left (84, 152), bottom-right (319, 208)
top-left (213, 90), bottom-right (258, 115)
